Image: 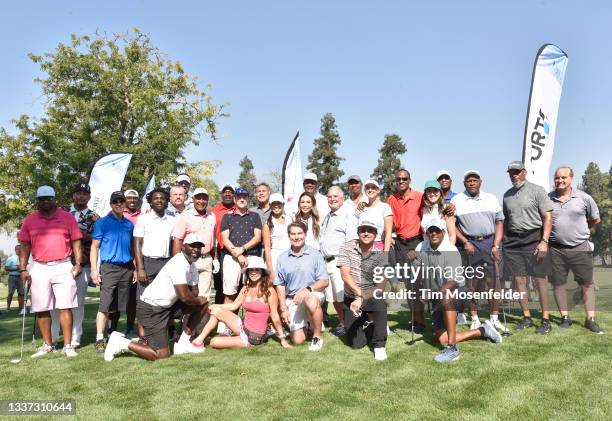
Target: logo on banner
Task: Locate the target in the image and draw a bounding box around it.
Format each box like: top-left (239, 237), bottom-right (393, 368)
top-left (530, 109), bottom-right (549, 162)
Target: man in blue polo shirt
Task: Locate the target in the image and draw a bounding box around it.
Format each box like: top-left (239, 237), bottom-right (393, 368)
top-left (90, 191), bottom-right (134, 352)
top-left (274, 221), bottom-right (329, 351)
top-left (437, 170), bottom-right (457, 204)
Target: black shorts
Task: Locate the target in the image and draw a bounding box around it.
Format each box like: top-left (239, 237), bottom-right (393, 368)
top-left (549, 242), bottom-right (593, 286)
top-left (463, 236), bottom-right (498, 278)
top-left (503, 229), bottom-right (551, 278)
top-left (430, 289), bottom-right (467, 332)
top-left (137, 300), bottom-right (186, 351)
top-left (8, 275), bottom-right (24, 296)
top-left (99, 263), bottom-right (133, 313)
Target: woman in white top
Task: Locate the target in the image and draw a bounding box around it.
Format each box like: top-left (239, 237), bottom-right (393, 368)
top-left (421, 179), bottom-right (456, 245)
top-left (262, 193), bottom-right (293, 280)
top-left (356, 179), bottom-right (393, 251)
top-left (294, 192), bottom-right (321, 250)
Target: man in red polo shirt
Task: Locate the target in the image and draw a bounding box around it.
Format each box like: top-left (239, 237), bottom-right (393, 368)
top-left (211, 184), bottom-right (236, 304)
top-left (18, 186), bottom-right (83, 358)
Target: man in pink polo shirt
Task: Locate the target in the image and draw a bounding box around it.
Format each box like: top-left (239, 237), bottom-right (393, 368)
top-left (18, 185), bottom-right (83, 358)
top-left (171, 187), bottom-right (217, 301)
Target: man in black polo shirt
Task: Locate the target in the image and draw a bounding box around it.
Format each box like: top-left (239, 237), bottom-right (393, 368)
top-left (220, 187), bottom-right (262, 304)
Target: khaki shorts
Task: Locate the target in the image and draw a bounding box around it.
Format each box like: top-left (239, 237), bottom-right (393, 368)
top-left (195, 254), bottom-right (213, 298)
top-left (324, 258), bottom-right (344, 303)
top-left (222, 254), bottom-right (243, 295)
top-left (286, 291), bottom-right (325, 332)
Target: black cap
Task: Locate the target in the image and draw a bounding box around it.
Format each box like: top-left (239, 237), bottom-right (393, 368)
top-left (110, 191), bottom-right (125, 203)
top-left (73, 183), bottom-right (91, 194)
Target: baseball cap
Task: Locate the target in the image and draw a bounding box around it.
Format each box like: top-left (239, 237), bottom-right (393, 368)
top-left (124, 189), bottom-right (139, 198)
top-left (364, 179), bottom-right (380, 189)
top-left (358, 219), bottom-right (378, 232)
top-left (183, 233), bottom-right (205, 248)
top-left (193, 187), bottom-right (209, 197)
top-left (269, 193), bottom-right (285, 204)
top-left (507, 161), bottom-right (526, 172)
top-left (73, 183), bottom-right (90, 194)
top-left (176, 174), bottom-right (191, 184)
top-left (36, 186), bottom-right (55, 198)
top-left (424, 180), bottom-right (441, 190)
top-left (303, 172), bottom-right (318, 182)
top-left (464, 169), bottom-right (481, 179)
top-left (347, 175), bottom-right (362, 183)
top-left (425, 218), bottom-right (447, 232)
top-left (436, 170), bottom-right (451, 179)
top-left (242, 256), bottom-right (269, 273)
top-left (235, 187), bottom-right (249, 196)
top-left (220, 184), bottom-right (235, 193)
top-left (110, 191), bottom-right (125, 203)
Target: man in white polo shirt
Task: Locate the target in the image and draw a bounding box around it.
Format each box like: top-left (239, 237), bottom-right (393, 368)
top-left (104, 233), bottom-right (209, 361)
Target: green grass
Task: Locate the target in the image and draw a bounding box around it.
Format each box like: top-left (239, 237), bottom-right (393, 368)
top-left (0, 269), bottom-right (611, 420)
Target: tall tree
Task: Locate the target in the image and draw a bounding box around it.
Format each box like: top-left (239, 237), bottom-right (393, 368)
top-left (0, 29), bottom-right (225, 228)
top-left (237, 155), bottom-right (257, 198)
top-left (371, 134), bottom-right (407, 199)
top-left (307, 113), bottom-right (344, 193)
top-left (581, 162), bottom-right (611, 265)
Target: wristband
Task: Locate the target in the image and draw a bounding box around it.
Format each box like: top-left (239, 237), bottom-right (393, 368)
top-left (541, 238), bottom-right (549, 244)
top-left (19, 269), bottom-right (28, 273)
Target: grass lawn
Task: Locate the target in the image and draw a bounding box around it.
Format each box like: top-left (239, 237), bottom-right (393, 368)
top-left (0, 268), bottom-right (611, 420)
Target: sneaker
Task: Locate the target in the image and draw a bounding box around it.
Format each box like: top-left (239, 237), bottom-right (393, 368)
top-left (265, 326), bottom-right (276, 339)
top-left (330, 325), bottom-right (346, 337)
top-left (174, 340), bottom-right (205, 355)
top-left (407, 321), bottom-right (426, 334)
top-left (559, 315), bottom-right (572, 329)
top-left (470, 319), bottom-right (482, 330)
top-left (62, 344), bottom-right (78, 358)
top-left (457, 313), bottom-right (468, 325)
top-left (536, 319), bottom-right (552, 335)
top-left (374, 347), bottom-right (388, 361)
top-left (94, 338), bottom-right (107, 353)
top-left (104, 331), bottom-right (127, 362)
top-left (585, 319), bottom-right (604, 335)
top-left (514, 317), bottom-right (535, 331)
top-left (308, 337), bottom-right (323, 351)
top-left (19, 308), bottom-right (26, 316)
top-left (491, 318), bottom-right (510, 334)
top-left (434, 345), bottom-right (460, 363)
top-left (483, 320), bottom-right (503, 343)
top-left (125, 329), bottom-right (137, 340)
top-left (31, 343), bottom-right (55, 358)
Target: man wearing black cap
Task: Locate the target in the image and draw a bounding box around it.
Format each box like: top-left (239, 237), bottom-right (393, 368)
top-left (51, 183), bottom-right (99, 348)
top-left (90, 191), bottom-right (135, 352)
top-left (503, 161), bottom-right (554, 334)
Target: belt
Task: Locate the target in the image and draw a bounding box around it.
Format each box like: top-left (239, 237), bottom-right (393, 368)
top-left (324, 256), bottom-right (336, 262)
top-left (36, 257), bottom-right (71, 266)
top-left (397, 235), bottom-right (422, 244)
top-left (550, 241), bottom-right (581, 249)
top-left (466, 234), bottom-right (494, 241)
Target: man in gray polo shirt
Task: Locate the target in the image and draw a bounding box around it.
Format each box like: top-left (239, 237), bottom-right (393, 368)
top-left (249, 182), bottom-right (271, 225)
top-left (502, 161), bottom-right (554, 334)
top-left (548, 166), bottom-right (603, 334)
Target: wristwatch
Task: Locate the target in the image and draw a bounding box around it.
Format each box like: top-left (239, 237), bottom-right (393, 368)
top-left (306, 286), bottom-right (313, 293)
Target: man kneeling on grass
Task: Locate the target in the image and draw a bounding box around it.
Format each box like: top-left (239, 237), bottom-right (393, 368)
top-left (104, 234), bottom-right (209, 361)
top-left (412, 219), bottom-right (502, 363)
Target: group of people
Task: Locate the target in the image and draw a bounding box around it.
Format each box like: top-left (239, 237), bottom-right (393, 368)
top-left (6, 160), bottom-right (603, 363)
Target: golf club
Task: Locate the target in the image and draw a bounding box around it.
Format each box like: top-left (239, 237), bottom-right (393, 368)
top-left (11, 284), bottom-right (30, 364)
top-left (31, 312), bottom-right (37, 345)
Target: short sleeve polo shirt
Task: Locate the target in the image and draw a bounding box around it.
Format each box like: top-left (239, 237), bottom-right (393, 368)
top-left (18, 209), bottom-right (83, 262)
top-left (549, 189), bottom-right (600, 246)
top-left (220, 210), bottom-right (262, 256)
top-left (92, 213), bottom-right (134, 264)
top-left (503, 181), bottom-right (553, 234)
top-left (387, 189), bottom-right (424, 239)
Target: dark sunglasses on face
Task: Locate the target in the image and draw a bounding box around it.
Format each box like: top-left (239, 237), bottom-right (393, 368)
top-left (112, 199), bottom-right (125, 205)
top-left (438, 176), bottom-right (451, 181)
top-left (37, 196), bottom-right (54, 202)
top-left (396, 177), bottom-right (409, 182)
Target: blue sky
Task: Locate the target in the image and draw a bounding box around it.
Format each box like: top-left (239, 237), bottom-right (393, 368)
top-left (1, 1), bottom-right (611, 231)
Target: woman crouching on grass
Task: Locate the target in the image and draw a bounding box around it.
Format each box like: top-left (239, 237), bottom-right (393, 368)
top-left (191, 256), bottom-right (291, 349)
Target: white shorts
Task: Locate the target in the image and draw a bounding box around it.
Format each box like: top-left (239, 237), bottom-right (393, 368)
top-left (29, 260), bottom-right (77, 312)
top-left (222, 254), bottom-right (243, 295)
top-left (286, 291), bottom-right (325, 332)
top-left (324, 258), bottom-right (344, 303)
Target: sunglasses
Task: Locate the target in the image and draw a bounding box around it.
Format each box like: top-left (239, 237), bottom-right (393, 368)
top-left (37, 196), bottom-right (54, 202)
top-left (437, 176), bottom-right (451, 181)
top-left (111, 199), bottom-right (125, 205)
top-left (395, 177), bottom-right (409, 182)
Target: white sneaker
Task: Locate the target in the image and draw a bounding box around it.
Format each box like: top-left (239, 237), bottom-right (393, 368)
top-left (62, 344), bottom-right (78, 358)
top-left (174, 340), bottom-right (205, 355)
top-left (308, 337), bottom-right (323, 351)
top-left (470, 319), bottom-right (482, 330)
top-left (374, 347), bottom-right (388, 361)
top-left (483, 320), bottom-right (503, 343)
top-left (457, 313), bottom-right (468, 325)
top-left (31, 343), bottom-right (55, 358)
top-left (491, 318), bottom-right (510, 334)
top-left (19, 308), bottom-right (26, 316)
top-left (104, 331), bottom-right (127, 362)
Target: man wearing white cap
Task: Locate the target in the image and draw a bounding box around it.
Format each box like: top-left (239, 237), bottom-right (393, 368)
top-left (104, 233), bottom-right (210, 361)
top-left (18, 186), bottom-right (83, 358)
top-left (302, 172), bottom-right (330, 218)
top-left (175, 174), bottom-right (193, 210)
top-left (436, 170), bottom-right (456, 204)
top-left (451, 170), bottom-right (507, 333)
top-left (123, 188), bottom-right (141, 337)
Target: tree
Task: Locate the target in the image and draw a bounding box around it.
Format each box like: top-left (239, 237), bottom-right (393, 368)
top-left (237, 155), bottom-right (257, 198)
top-left (307, 113), bottom-right (344, 193)
top-left (581, 162), bottom-right (611, 265)
top-left (371, 134), bottom-right (407, 199)
top-left (263, 168), bottom-right (283, 193)
top-left (0, 29), bottom-right (226, 228)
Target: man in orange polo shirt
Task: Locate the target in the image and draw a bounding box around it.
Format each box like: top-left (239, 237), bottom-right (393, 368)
top-left (211, 184), bottom-right (236, 304)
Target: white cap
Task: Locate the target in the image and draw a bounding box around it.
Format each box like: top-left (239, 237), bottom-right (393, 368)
top-left (436, 170), bottom-right (451, 179)
top-left (269, 193), bottom-right (285, 204)
top-left (358, 219), bottom-right (378, 231)
top-left (36, 186), bottom-right (55, 197)
top-left (242, 256), bottom-right (269, 273)
top-left (176, 174), bottom-right (191, 184)
top-left (364, 179), bottom-right (380, 189)
top-left (193, 187), bottom-right (209, 197)
top-left (303, 172), bottom-right (318, 182)
top-left (463, 169), bottom-right (481, 179)
top-left (424, 218), bottom-right (447, 232)
top-left (220, 183), bottom-right (235, 192)
top-left (124, 189), bottom-right (139, 198)
top-left (183, 233), bottom-right (205, 247)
